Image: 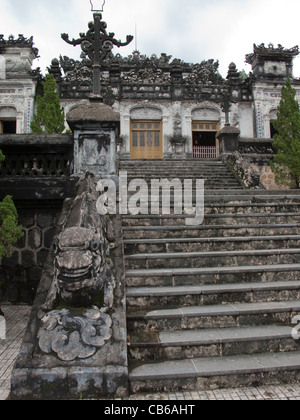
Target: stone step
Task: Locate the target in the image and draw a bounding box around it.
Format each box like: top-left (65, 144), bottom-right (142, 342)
top-left (129, 350), bottom-right (300, 393)
top-left (204, 189), bottom-right (300, 196)
top-left (125, 248), bottom-right (300, 270)
top-left (125, 263), bottom-right (300, 287)
top-left (124, 173), bottom-right (238, 179)
top-left (126, 182), bottom-right (242, 190)
top-left (119, 160), bottom-right (225, 167)
top-left (127, 300), bottom-right (300, 332)
top-left (123, 192), bottom-right (300, 204)
top-left (205, 195), bottom-right (300, 204)
top-left (121, 188), bottom-right (300, 204)
top-left (122, 166), bottom-right (235, 171)
top-left (126, 281), bottom-right (300, 309)
top-left (205, 203), bottom-right (300, 214)
top-left (128, 325), bottom-right (298, 361)
top-left (122, 213), bottom-right (300, 227)
top-left (124, 174), bottom-right (240, 180)
top-left (124, 234), bottom-right (300, 254)
top-left (123, 223), bottom-right (300, 240)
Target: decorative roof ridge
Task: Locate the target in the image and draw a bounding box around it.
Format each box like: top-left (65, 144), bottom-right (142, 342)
top-left (246, 43), bottom-right (299, 65)
top-left (253, 43), bottom-right (299, 55)
top-left (0, 34), bottom-right (39, 57)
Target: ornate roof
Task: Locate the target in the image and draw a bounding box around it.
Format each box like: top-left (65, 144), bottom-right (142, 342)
top-left (245, 43), bottom-right (299, 65)
top-left (0, 34), bottom-right (39, 57)
top-left (49, 51), bottom-right (251, 103)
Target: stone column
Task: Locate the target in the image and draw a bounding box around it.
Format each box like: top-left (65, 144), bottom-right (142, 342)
top-left (66, 100), bottom-right (120, 181)
top-left (217, 125), bottom-right (240, 156)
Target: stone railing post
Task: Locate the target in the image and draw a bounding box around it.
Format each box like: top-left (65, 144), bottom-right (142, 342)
top-left (217, 125), bottom-right (240, 156)
top-left (66, 99), bottom-right (120, 181)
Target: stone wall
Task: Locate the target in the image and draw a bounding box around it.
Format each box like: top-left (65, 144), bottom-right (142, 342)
top-left (0, 134), bottom-right (76, 304)
top-left (254, 163), bottom-right (288, 190)
top-left (0, 206), bottom-right (61, 304)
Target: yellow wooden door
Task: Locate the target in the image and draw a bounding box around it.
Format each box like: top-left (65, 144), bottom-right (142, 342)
top-left (130, 121), bottom-right (163, 159)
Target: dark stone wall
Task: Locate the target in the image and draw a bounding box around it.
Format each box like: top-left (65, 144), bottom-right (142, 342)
top-left (0, 206), bottom-right (61, 304)
top-left (0, 134), bottom-right (76, 304)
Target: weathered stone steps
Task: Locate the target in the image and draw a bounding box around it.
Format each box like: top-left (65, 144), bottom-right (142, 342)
top-left (123, 223), bottom-right (300, 240)
top-left (125, 248), bottom-right (300, 270)
top-left (129, 351), bottom-right (300, 393)
top-left (120, 160), bottom-right (242, 189)
top-left (122, 160), bottom-right (300, 393)
top-left (126, 281), bottom-right (300, 309)
top-left (122, 213), bottom-right (300, 227)
top-left (124, 234), bottom-right (300, 254)
top-left (128, 325), bottom-right (298, 362)
top-left (126, 263), bottom-right (300, 287)
top-left (127, 300), bottom-right (300, 332)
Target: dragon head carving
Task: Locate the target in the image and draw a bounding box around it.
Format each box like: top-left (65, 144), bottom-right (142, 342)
top-left (54, 226), bottom-right (108, 307)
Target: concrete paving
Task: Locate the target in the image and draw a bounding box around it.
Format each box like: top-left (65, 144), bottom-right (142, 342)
top-left (1, 304), bottom-right (300, 401)
top-left (0, 305), bottom-right (31, 401)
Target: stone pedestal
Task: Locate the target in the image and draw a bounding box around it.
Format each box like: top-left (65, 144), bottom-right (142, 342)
top-left (10, 172), bottom-right (128, 400)
top-left (67, 100), bottom-right (120, 180)
top-left (217, 125), bottom-right (240, 156)
top-left (169, 136), bottom-right (187, 159)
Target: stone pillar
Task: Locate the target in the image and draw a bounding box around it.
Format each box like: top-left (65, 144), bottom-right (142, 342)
top-left (217, 125), bottom-right (240, 156)
top-left (66, 100), bottom-right (120, 181)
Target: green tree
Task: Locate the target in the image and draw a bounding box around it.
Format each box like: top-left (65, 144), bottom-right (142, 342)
top-left (31, 74), bottom-right (65, 134)
top-left (0, 196), bottom-right (23, 258)
top-left (271, 78), bottom-right (300, 188)
top-left (0, 150), bottom-right (4, 164)
top-left (0, 152), bottom-right (23, 258)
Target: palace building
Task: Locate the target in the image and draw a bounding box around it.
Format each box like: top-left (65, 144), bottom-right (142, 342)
top-left (4, 25), bottom-right (300, 398)
top-left (1, 35), bottom-right (300, 161)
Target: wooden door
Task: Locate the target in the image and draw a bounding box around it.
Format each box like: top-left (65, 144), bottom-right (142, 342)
top-left (192, 121), bottom-right (220, 159)
top-left (130, 121), bottom-right (163, 159)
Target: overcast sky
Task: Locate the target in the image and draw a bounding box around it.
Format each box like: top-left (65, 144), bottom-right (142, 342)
top-left (2, 0), bottom-right (300, 78)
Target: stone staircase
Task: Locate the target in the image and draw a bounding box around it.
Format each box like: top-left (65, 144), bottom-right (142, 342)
top-left (120, 159), bottom-right (242, 190)
top-left (119, 160), bottom-right (300, 394)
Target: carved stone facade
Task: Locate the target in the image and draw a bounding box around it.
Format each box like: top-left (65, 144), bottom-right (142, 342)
top-left (47, 44), bottom-right (300, 159)
top-left (1, 37), bottom-right (300, 159)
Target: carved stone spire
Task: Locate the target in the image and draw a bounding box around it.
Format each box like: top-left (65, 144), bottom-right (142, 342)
top-left (61, 13), bottom-right (133, 98)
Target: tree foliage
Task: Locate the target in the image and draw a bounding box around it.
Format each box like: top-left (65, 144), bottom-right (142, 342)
top-left (0, 150), bottom-right (5, 164)
top-left (0, 152), bottom-right (23, 258)
top-left (31, 74), bottom-right (65, 134)
top-left (271, 78), bottom-right (300, 188)
top-left (0, 196), bottom-right (23, 258)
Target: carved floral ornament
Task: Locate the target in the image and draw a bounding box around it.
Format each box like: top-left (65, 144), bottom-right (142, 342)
top-left (38, 307), bottom-right (112, 362)
top-left (122, 67), bottom-right (171, 85)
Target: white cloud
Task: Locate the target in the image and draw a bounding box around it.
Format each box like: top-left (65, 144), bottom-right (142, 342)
top-left (1, 0), bottom-right (300, 77)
